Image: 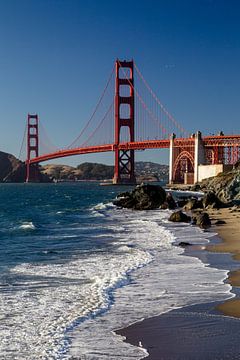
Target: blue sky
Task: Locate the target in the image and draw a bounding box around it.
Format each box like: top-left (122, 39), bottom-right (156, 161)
top-left (0, 0), bottom-right (239, 165)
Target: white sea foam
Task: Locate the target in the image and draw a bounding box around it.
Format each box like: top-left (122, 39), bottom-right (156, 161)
top-left (91, 202), bottom-right (115, 211)
top-left (0, 225), bottom-right (152, 359)
top-left (19, 221), bottom-right (36, 230)
top-left (68, 208), bottom-right (233, 360)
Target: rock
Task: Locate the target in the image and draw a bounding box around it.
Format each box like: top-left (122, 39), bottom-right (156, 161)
top-left (195, 170), bottom-right (240, 203)
top-left (192, 212), bottom-right (211, 229)
top-left (168, 210), bottom-right (191, 223)
top-left (234, 159), bottom-right (240, 170)
top-left (184, 198), bottom-right (203, 211)
top-left (214, 220), bottom-right (226, 225)
top-left (202, 191), bottom-right (225, 209)
top-left (166, 192), bottom-right (177, 209)
top-left (114, 184), bottom-right (166, 210)
top-left (191, 184), bottom-right (201, 191)
top-left (178, 241), bottom-right (192, 247)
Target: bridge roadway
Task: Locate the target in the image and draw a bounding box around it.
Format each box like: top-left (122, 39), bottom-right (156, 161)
top-left (28, 135), bottom-right (240, 164)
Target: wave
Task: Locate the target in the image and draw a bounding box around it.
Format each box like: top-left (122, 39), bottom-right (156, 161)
top-left (1, 224), bottom-right (152, 359)
top-left (1, 197), bottom-right (233, 359)
top-left (68, 208), bottom-right (233, 359)
top-left (19, 222), bottom-right (36, 230)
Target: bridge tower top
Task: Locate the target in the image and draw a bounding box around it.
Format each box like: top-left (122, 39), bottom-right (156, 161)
top-left (26, 114), bottom-right (39, 182)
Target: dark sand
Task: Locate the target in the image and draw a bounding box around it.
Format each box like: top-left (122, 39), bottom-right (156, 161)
top-left (117, 304), bottom-right (240, 359)
top-left (117, 207), bottom-right (240, 359)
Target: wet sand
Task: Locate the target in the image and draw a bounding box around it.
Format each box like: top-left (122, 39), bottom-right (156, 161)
top-left (117, 206), bottom-right (240, 359)
top-left (207, 207), bottom-right (240, 318)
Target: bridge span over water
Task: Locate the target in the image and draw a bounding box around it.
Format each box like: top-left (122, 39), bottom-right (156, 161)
top-left (22, 60), bottom-right (240, 184)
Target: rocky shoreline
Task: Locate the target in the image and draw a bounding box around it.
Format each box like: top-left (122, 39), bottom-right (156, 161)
top-left (114, 161), bottom-right (240, 233)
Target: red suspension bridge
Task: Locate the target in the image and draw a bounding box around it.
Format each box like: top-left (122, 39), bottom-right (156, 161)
top-left (20, 59), bottom-right (240, 184)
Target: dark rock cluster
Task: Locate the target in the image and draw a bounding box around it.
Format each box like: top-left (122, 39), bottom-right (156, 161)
top-left (192, 212), bottom-right (211, 229)
top-left (192, 168), bottom-right (240, 203)
top-left (182, 191), bottom-right (228, 211)
top-left (113, 183), bottom-right (167, 210)
top-left (113, 179), bottom-right (237, 237)
top-left (168, 210), bottom-right (191, 223)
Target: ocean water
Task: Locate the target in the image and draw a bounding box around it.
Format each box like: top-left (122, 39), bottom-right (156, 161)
top-left (0, 183), bottom-right (233, 359)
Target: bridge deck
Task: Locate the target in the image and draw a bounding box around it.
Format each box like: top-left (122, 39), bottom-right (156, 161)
top-left (28, 135), bottom-right (240, 164)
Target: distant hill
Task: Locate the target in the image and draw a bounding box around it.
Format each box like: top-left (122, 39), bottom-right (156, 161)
top-left (41, 161), bottom-right (169, 182)
top-left (0, 151), bottom-right (23, 182)
top-left (0, 151), bottom-right (169, 183)
top-left (41, 163), bottom-right (114, 181)
top-left (135, 161), bottom-right (169, 182)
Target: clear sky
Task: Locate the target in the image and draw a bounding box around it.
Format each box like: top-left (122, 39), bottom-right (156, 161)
top-left (0, 0), bottom-right (239, 166)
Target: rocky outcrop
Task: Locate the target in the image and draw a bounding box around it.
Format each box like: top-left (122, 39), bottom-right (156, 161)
top-left (0, 151), bottom-right (23, 181)
top-left (113, 184), bottom-right (166, 210)
top-left (168, 210), bottom-right (191, 223)
top-left (0, 151), bottom-right (51, 182)
top-left (184, 198), bottom-right (203, 211)
top-left (194, 168), bottom-right (240, 203)
top-left (192, 212), bottom-right (211, 229)
top-left (202, 191), bottom-right (226, 209)
top-left (166, 193), bottom-right (177, 209)
top-left (169, 209), bottom-right (211, 228)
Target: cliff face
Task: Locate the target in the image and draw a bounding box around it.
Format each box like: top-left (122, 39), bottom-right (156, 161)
top-left (0, 151), bottom-right (51, 182)
top-left (0, 151), bottom-right (25, 182)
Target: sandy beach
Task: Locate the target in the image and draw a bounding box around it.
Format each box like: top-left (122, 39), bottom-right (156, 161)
top-left (117, 206), bottom-right (240, 359)
top-left (207, 207), bottom-right (240, 318)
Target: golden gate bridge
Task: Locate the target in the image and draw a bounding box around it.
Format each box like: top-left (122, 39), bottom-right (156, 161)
top-left (19, 59), bottom-right (240, 184)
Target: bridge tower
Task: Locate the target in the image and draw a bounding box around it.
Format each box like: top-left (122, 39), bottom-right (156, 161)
top-left (113, 60), bottom-right (136, 184)
top-left (26, 114), bottom-right (39, 182)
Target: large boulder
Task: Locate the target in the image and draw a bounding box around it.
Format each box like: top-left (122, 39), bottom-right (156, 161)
top-left (168, 210), bottom-right (191, 223)
top-left (192, 212), bottom-right (211, 229)
top-left (166, 192), bottom-right (177, 209)
top-left (114, 184), bottom-right (166, 210)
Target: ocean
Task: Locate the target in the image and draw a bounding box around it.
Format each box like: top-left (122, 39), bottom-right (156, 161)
top-left (0, 183), bottom-right (233, 359)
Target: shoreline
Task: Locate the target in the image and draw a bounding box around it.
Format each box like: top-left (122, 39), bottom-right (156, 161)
top-left (207, 207), bottom-right (240, 318)
top-left (116, 206), bottom-right (240, 359)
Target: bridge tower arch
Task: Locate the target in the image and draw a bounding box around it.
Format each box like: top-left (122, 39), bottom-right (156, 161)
top-left (26, 114), bottom-right (39, 182)
top-left (113, 60), bottom-right (136, 184)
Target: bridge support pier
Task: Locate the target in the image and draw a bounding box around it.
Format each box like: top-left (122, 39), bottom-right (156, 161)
top-left (194, 131), bottom-right (205, 183)
top-left (169, 131), bottom-right (207, 185)
top-left (168, 133), bottom-right (176, 185)
top-left (26, 114), bottom-right (40, 183)
top-left (113, 60), bottom-right (136, 184)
